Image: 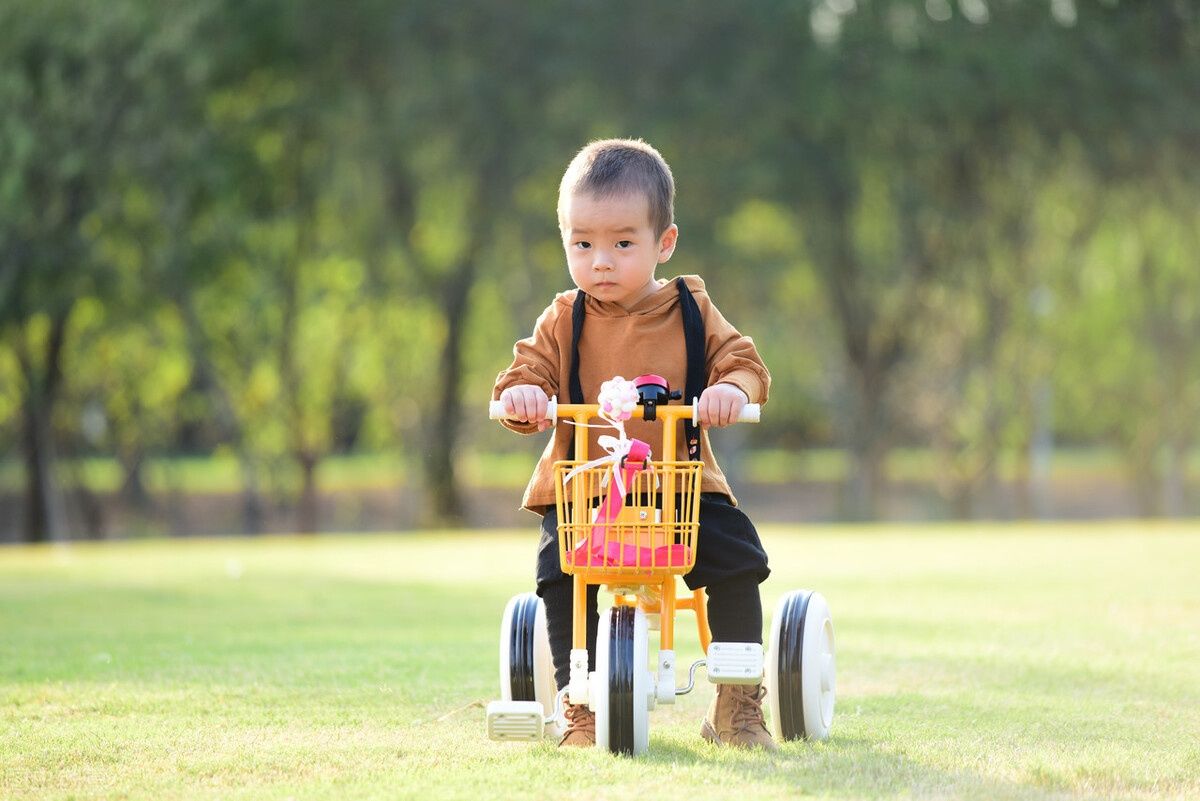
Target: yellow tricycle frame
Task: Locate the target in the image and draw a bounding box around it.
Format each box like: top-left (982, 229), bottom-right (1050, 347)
top-left (551, 403), bottom-right (713, 656)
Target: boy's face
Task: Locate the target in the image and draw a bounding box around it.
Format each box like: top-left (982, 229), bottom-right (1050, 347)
top-left (560, 190), bottom-right (678, 310)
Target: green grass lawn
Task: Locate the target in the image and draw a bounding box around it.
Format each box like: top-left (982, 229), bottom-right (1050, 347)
top-left (2, 523), bottom-right (1198, 800)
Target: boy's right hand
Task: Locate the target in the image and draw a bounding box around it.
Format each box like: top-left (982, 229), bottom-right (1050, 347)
top-left (499, 385), bottom-right (553, 432)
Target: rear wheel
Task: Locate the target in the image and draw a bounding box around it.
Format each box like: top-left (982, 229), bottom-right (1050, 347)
top-left (766, 589), bottom-right (835, 741)
top-left (498, 593), bottom-right (557, 735)
top-left (594, 605), bottom-right (650, 755)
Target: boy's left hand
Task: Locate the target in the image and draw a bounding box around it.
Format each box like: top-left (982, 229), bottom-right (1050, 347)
top-left (696, 383), bottom-right (749, 429)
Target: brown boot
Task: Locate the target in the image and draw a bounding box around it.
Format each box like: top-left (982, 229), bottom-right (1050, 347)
top-left (558, 701), bottom-right (596, 747)
top-left (700, 684), bottom-right (779, 751)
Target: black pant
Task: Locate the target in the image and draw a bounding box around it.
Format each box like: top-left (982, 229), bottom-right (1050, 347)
top-left (535, 493), bottom-right (770, 690)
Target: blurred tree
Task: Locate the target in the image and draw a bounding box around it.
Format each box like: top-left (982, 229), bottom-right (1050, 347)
top-left (209, 68), bottom-right (357, 533)
top-left (70, 0), bottom-right (280, 533)
top-left (1053, 166), bottom-right (1200, 517)
top-left (3, 0), bottom-right (1199, 537)
top-left (719, 0), bottom-right (1199, 519)
top-left (728, 2), bottom-right (1010, 518)
top-left (345, 4), bottom-right (588, 523)
top-left (0, 1), bottom-right (193, 540)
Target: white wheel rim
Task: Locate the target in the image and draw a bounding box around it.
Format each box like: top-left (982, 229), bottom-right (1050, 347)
top-left (765, 593), bottom-right (785, 741)
top-left (767, 590), bottom-right (836, 741)
top-left (632, 608), bottom-right (650, 755)
top-left (594, 606), bottom-right (651, 755)
top-left (594, 610), bottom-right (612, 750)
top-left (801, 593), bottom-right (835, 738)
top-left (533, 599), bottom-right (561, 739)
top-left (498, 595), bottom-right (519, 701)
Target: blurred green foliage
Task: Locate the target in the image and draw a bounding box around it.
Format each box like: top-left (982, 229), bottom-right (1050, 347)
top-left (1, 0), bottom-right (1198, 539)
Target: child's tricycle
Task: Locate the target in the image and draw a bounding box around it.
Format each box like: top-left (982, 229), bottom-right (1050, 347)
top-left (486, 375), bottom-right (835, 754)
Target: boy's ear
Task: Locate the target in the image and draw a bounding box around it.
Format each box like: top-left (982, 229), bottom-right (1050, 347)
top-left (658, 224), bottom-right (679, 262)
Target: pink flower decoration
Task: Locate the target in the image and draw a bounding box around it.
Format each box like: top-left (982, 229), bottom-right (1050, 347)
top-left (597, 376), bottom-right (639, 422)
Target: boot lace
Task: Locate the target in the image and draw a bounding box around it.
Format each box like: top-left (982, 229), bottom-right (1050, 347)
top-left (563, 702), bottom-right (595, 733)
top-left (729, 686), bottom-right (769, 734)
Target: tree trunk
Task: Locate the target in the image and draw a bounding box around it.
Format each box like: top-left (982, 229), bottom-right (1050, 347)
top-left (174, 284), bottom-right (266, 534)
top-left (118, 447), bottom-right (152, 511)
top-left (1162, 440), bottom-right (1187, 518)
top-left (949, 483), bottom-right (973, 521)
top-left (17, 311), bottom-right (71, 542)
top-left (297, 451), bottom-right (319, 533)
top-left (1027, 382), bottom-right (1054, 519)
top-left (814, 179), bottom-right (917, 522)
top-left (22, 394), bottom-right (68, 542)
top-left (1013, 436), bottom-right (1033, 520)
top-left (980, 458), bottom-right (1001, 520)
top-left (240, 457), bottom-right (266, 534)
top-left (843, 429), bottom-right (886, 521)
top-left (424, 258), bottom-right (476, 525)
top-left (1125, 440), bottom-right (1162, 518)
top-left (842, 365), bottom-right (889, 521)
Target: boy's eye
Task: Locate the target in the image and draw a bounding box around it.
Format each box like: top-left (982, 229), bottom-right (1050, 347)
top-left (616, 240), bottom-right (633, 249)
top-left (575, 241), bottom-right (591, 250)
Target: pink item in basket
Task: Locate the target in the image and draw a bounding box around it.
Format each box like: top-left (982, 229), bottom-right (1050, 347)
top-left (566, 438), bottom-right (693, 570)
top-left (570, 539), bottom-right (693, 570)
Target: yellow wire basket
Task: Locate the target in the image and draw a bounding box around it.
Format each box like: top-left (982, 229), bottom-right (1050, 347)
top-left (553, 459), bottom-right (703, 577)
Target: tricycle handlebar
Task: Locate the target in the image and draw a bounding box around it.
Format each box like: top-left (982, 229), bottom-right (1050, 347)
top-left (488, 397), bottom-right (760, 425)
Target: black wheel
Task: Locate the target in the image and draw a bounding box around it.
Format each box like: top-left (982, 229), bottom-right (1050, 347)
top-left (498, 593), bottom-right (556, 723)
top-left (594, 605), bottom-right (650, 755)
top-left (766, 589), bottom-right (835, 741)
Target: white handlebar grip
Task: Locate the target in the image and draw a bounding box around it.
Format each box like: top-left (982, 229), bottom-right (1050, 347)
top-left (690, 399), bottom-right (762, 424)
top-left (489, 397), bottom-right (558, 422)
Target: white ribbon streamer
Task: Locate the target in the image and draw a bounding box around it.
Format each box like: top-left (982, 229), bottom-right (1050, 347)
top-left (560, 377), bottom-right (646, 506)
top-left (561, 433), bottom-right (634, 502)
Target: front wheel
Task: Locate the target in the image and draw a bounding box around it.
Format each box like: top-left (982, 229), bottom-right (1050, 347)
top-left (594, 605), bottom-right (650, 755)
top-left (765, 589), bottom-right (835, 741)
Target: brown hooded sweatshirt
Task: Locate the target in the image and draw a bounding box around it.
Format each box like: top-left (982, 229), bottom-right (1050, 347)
top-left (492, 275), bottom-right (770, 513)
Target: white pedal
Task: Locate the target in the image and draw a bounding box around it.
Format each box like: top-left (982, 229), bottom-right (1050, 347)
top-left (486, 701), bottom-right (545, 741)
top-left (706, 642), bottom-right (764, 684)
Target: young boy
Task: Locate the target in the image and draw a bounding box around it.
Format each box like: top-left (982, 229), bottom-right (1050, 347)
top-left (493, 139), bottom-right (775, 750)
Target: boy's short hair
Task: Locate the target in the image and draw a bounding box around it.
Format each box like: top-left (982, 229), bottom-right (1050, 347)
top-left (558, 138), bottom-right (675, 236)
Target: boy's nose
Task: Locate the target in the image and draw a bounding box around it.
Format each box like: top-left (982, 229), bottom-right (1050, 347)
top-left (592, 250), bottom-right (614, 270)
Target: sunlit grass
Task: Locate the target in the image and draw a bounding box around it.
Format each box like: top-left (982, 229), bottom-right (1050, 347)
top-left (2, 523), bottom-right (1198, 799)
